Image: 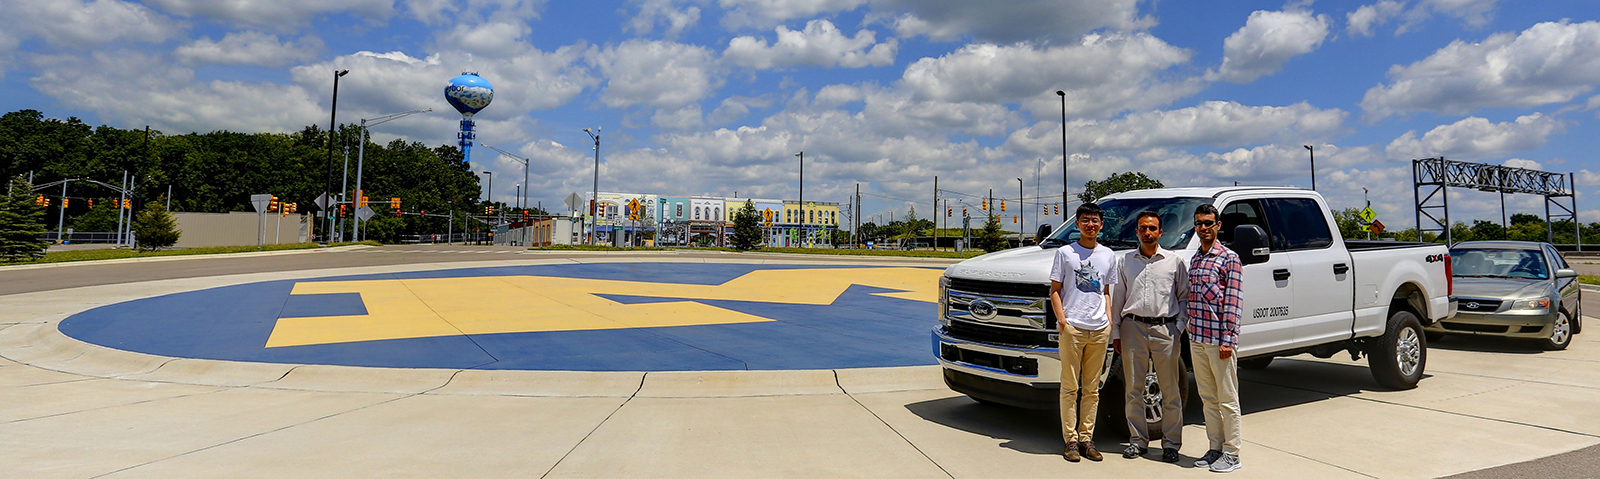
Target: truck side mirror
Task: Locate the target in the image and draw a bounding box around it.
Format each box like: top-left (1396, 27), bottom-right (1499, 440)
top-left (1229, 224), bottom-right (1270, 265)
top-left (1035, 224), bottom-right (1052, 244)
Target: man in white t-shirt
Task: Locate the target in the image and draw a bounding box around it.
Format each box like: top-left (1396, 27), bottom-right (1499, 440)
top-left (1050, 202), bottom-right (1118, 462)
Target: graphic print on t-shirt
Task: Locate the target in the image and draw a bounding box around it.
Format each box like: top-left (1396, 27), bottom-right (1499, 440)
top-left (1074, 261), bottom-right (1102, 293)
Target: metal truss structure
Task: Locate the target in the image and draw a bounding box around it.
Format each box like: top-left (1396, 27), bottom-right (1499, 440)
top-left (1413, 157), bottom-right (1581, 249)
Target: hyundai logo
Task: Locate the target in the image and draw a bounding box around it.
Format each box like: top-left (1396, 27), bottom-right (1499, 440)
top-left (969, 300), bottom-right (999, 320)
top-left (1466, 302), bottom-right (1480, 310)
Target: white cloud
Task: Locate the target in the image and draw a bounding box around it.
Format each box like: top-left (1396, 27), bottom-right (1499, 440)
top-left (175, 31), bottom-right (323, 67)
top-left (813, 85), bottom-right (864, 108)
top-left (2, 0), bottom-right (181, 50)
top-left (1346, 0), bottom-right (1503, 37)
top-left (1501, 158), bottom-right (1542, 170)
top-left (587, 40), bottom-right (721, 109)
top-left (717, 0), bottom-right (868, 29)
top-left (724, 20), bottom-right (896, 70)
top-left (1213, 9), bottom-right (1330, 84)
top-left (652, 105), bottom-right (704, 129)
top-left (1348, 1), bottom-right (1405, 37)
top-left (872, 0), bottom-right (1152, 44)
top-left (147, 0), bottom-right (394, 30)
top-left (900, 34), bottom-right (1198, 119)
top-left (628, 0), bottom-right (702, 38)
top-left (707, 95), bottom-right (773, 124)
top-left (1003, 101), bottom-right (1347, 156)
top-left (434, 21), bottom-right (533, 57)
top-left (27, 50), bottom-right (327, 134)
top-left (1362, 21), bottom-right (1600, 120)
top-left (1385, 113), bottom-right (1565, 161)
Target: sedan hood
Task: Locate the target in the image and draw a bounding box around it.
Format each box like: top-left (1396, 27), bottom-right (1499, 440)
top-left (1451, 276), bottom-right (1548, 299)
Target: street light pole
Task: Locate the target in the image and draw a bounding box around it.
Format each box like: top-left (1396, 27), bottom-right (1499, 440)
top-left (795, 151), bottom-right (803, 248)
top-left (585, 127), bottom-right (601, 245)
top-left (1056, 90), bottom-right (1069, 223)
top-left (1304, 144), bottom-right (1316, 191)
top-left (1017, 177), bottom-right (1024, 245)
top-left (323, 69), bottom-right (348, 244)
top-left (353, 108), bottom-right (431, 242)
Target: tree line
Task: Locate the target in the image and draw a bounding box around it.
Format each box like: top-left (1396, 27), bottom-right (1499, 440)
top-left (0, 109), bottom-right (513, 245)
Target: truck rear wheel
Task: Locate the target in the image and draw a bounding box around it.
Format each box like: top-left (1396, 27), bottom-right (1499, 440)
top-left (1368, 309), bottom-right (1425, 390)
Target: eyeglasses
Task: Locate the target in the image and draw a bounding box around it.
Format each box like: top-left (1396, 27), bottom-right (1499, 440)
top-left (1137, 225), bottom-right (1160, 231)
top-left (1194, 220), bottom-right (1218, 227)
top-left (1078, 218), bottom-right (1103, 224)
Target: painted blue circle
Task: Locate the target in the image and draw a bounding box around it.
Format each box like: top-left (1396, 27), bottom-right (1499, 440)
top-left (58, 263), bottom-right (940, 371)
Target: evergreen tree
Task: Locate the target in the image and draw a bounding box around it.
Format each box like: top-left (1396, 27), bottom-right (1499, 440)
top-left (730, 200), bottom-right (763, 251)
top-left (132, 195), bottom-right (180, 251)
top-left (976, 213), bottom-right (1008, 252)
top-left (0, 176), bottom-right (49, 262)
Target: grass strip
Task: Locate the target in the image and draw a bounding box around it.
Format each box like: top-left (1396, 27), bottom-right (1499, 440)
top-left (2, 241), bottom-right (380, 266)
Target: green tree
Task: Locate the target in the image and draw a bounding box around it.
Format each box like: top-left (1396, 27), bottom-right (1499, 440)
top-left (729, 200), bottom-right (763, 251)
top-left (70, 198), bottom-right (122, 232)
top-left (1469, 220), bottom-right (1505, 241)
top-left (1332, 207), bottom-right (1366, 240)
top-left (132, 195), bottom-right (180, 251)
top-left (1079, 171), bottom-right (1164, 204)
top-left (0, 176), bottom-right (49, 262)
top-left (976, 214), bottom-right (1007, 252)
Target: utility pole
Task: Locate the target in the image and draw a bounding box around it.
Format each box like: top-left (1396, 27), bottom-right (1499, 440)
top-left (932, 176), bottom-right (938, 252)
top-left (796, 151), bottom-right (804, 248)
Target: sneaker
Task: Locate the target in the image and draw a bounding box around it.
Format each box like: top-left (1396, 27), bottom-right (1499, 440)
top-left (1194, 449), bottom-right (1223, 468)
top-left (1081, 442), bottom-right (1103, 462)
top-left (1162, 448), bottom-right (1180, 463)
top-left (1208, 453), bottom-right (1242, 473)
top-left (1064, 441), bottom-right (1081, 462)
top-left (1122, 444), bottom-right (1147, 459)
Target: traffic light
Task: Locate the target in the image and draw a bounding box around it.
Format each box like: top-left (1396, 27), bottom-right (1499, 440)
top-left (88, 199), bottom-right (94, 208)
top-left (1013, 215), bottom-right (1017, 223)
top-left (1053, 204), bottom-right (1059, 215)
top-left (390, 197), bottom-right (401, 209)
top-left (1001, 201), bottom-right (1006, 212)
top-left (947, 208), bottom-right (952, 217)
top-left (35, 195), bottom-right (45, 207)
top-left (355, 190), bottom-right (366, 208)
top-left (395, 208), bottom-right (402, 217)
top-left (122, 199), bottom-right (131, 209)
top-left (981, 199), bottom-right (988, 210)
top-left (962, 207), bottom-right (968, 217)
top-left (62, 198), bottom-right (69, 208)
top-left (268, 196), bottom-right (279, 213)
top-left (338, 204), bottom-right (346, 218)
top-left (290, 203), bottom-right (298, 213)
top-left (282, 205), bottom-right (291, 217)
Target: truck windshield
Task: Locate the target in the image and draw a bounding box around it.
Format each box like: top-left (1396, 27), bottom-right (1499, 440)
top-left (1041, 197), bottom-right (1212, 250)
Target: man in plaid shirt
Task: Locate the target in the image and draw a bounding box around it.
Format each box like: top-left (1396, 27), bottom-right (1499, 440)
top-left (1187, 203), bottom-right (1244, 473)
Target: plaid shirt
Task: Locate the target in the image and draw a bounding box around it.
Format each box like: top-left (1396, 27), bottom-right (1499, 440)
top-left (1187, 240), bottom-right (1243, 348)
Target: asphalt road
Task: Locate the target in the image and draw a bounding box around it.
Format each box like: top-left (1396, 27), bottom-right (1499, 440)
top-left (3, 245), bottom-right (1598, 478)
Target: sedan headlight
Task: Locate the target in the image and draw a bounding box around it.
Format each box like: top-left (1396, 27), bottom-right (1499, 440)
top-left (1510, 298), bottom-right (1551, 311)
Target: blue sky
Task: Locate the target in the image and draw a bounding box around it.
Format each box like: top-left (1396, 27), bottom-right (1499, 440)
top-left (2, 0), bottom-right (1598, 231)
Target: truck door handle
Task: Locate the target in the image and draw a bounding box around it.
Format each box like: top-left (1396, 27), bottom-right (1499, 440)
top-left (1333, 263), bottom-right (1349, 274)
top-left (1273, 269), bottom-right (1291, 281)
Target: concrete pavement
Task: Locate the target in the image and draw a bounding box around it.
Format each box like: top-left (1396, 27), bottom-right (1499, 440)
top-left (2, 250), bottom-right (1599, 477)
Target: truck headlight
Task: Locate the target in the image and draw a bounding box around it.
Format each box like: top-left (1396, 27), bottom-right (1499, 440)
top-left (1510, 298), bottom-right (1550, 311)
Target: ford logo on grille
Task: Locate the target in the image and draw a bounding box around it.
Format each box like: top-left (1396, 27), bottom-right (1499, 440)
top-left (969, 300), bottom-right (999, 320)
top-left (1466, 302), bottom-right (1480, 310)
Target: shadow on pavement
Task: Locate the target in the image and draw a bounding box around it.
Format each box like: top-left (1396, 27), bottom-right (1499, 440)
top-left (1427, 333), bottom-right (1554, 354)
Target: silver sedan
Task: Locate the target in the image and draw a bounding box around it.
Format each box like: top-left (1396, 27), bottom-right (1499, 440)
top-left (1429, 241), bottom-right (1583, 350)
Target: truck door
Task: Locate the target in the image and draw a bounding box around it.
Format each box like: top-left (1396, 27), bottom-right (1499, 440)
top-left (1265, 197), bottom-right (1355, 347)
top-left (1219, 198), bottom-right (1295, 357)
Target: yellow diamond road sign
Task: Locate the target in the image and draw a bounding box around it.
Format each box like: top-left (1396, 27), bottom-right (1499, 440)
top-left (1359, 207), bottom-right (1377, 223)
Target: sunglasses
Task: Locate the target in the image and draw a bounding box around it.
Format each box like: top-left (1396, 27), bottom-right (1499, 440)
top-left (1194, 220), bottom-right (1218, 227)
top-left (1137, 225), bottom-right (1160, 231)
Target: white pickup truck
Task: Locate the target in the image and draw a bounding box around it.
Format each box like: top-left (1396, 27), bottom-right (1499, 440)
top-left (934, 187), bottom-right (1455, 421)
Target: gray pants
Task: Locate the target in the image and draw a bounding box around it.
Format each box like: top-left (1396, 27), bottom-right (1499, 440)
top-left (1121, 319), bottom-right (1184, 449)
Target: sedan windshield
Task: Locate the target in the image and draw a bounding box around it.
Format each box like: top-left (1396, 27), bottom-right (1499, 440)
top-left (1450, 248), bottom-right (1548, 280)
top-left (1042, 197), bottom-right (1211, 250)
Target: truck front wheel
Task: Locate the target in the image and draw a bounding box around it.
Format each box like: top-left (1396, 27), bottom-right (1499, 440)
top-left (1368, 309), bottom-right (1426, 390)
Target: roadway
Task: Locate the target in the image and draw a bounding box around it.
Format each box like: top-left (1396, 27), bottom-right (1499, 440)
top-left (1, 245), bottom-right (1597, 478)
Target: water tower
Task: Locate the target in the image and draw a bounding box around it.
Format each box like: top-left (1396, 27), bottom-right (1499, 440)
top-left (445, 72), bottom-right (494, 167)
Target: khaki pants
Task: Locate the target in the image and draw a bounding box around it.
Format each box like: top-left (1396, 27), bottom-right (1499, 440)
top-left (1190, 341), bottom-right (1242, 455)
top-left (1121, 319), bottom-right (1184, 449)
top-left (1059, 323), bottom-right (1109, 443)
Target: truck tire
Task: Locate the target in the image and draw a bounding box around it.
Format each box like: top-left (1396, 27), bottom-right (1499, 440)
top-left (1238, 357), bottom-right (1272, 370)
top-left (1101, 354), bottom-right (1190, 439)
top-left (1368, 309), bottom-right (1426, 390)
top-left (1538, 312), bottom-right (1573, 351)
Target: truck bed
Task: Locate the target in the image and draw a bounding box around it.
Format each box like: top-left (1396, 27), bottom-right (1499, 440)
top-left (1345, 240), bottom-right (1442, 251)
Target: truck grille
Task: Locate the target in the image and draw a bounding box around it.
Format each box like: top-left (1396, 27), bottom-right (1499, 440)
top-left (946, 322), bottom-right (1055, 348)
top-left (948, 277), bottom-right (1050, 298)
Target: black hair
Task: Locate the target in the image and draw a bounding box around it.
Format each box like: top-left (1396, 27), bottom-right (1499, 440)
top-left (1136, 210), bottom-right (1161, 227)
top-left (1075, 202), bottom-right (1103, 220)
top-left (1194, 203), bottom-right (1219, 219)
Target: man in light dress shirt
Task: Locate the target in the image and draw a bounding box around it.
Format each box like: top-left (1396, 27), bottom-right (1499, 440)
top-left (1110, 210), bottom-right (1188, 464)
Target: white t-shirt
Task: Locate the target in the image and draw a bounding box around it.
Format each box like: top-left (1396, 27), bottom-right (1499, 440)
top-left (1050, 241), bottom-right (1118, 331)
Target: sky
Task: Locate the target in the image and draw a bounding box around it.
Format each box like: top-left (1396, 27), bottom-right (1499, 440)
top-left (2, 0), bottom-right (1599, 232)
